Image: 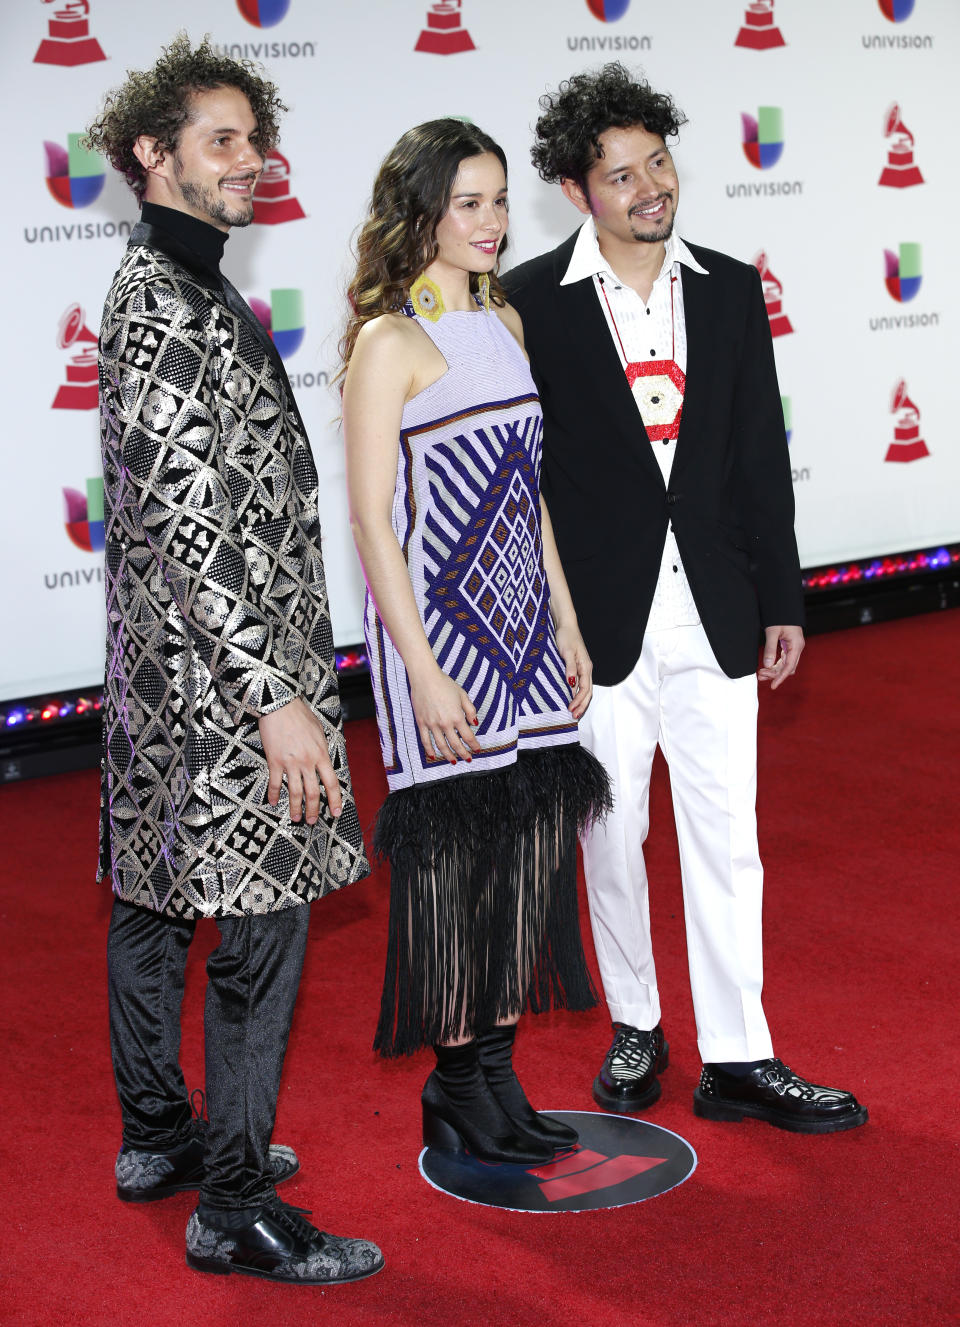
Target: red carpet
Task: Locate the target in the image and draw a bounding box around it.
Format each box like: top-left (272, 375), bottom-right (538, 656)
top-left (2, 612), bottom-right (958, 1326)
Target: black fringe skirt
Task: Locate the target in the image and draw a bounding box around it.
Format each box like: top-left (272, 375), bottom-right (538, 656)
top-left (373, 744), bottom-right (612, 1057)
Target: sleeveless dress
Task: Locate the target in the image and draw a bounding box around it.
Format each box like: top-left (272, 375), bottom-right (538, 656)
top-left (366, 298), bottom-right (610, 1055)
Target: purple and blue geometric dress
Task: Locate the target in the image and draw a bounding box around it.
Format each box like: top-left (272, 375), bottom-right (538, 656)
top-left (366, 298), bottom-right (610, 1054)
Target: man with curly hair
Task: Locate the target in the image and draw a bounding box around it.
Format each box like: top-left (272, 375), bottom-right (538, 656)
top-left (86, 36), bottom-right (383, 1283)
top-left (504, 64), bottom-right (867, 1135)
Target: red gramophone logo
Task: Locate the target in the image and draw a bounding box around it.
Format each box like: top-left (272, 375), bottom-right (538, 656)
top-left (735, 1), bottom-right (785, 49)
top-left (52, 304), bottom-right (98, 410)
top-left (754, 252), bottom-right (793, 337)
top-left (879, 104), bottom-right (924, 188)
top-left (886, 380), bottom-right (928, 463)
top-left (415, 1), bottom-right (476, 54)
top-left (34, 0), bottom-right (106, 67)
top-left (252, 151), bottom-right (305, 225)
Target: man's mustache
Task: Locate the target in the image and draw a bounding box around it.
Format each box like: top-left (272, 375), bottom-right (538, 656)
top-left (628, 192), bottom-right (673, 218)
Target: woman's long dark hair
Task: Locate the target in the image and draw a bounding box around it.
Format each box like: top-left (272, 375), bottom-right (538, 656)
top-left (339, 118), bottom-right (509, 371)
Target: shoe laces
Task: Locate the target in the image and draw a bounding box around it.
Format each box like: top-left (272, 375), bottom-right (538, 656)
top-left (189, 1088), bottom-right (208, 1138)
top-left (263, 1198), bottom-right (318, 1244)
top-left (609, 1025), bottom-right (656, 1074)
top-left (759, 1059), bottom-right (849, 1104)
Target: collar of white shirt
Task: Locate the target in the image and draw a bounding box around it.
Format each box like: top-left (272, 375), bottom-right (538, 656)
top-left (559, 217), bottom-right (709, 288)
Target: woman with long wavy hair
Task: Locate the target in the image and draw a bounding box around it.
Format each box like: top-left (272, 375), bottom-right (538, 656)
top-left (341, 119), bottom-right (610, 1165)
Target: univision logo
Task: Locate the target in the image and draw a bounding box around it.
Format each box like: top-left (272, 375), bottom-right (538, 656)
top-left (249, 289), bottom-right (305, 359)
top-left (64, 478), bottom-right (104, 552)
top-left (879, 0), bottom-right (915, 20)
top-left (237, 0), bottom-right (290, 26)
top-left (741, 107), bottom-right (784, 169)
top-left (884, 243), bottom-right (921, 302)
top-left (587, 0), bottom-right (631, 18)
top-left (781, 395), bottom-right (792, 444)
top-left (44, 134), bottom-right (104, 209)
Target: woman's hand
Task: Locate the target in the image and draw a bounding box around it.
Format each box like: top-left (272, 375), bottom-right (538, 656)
top-left (555, 621), bottom-right (594, 720)
top-left (409, 665), bottom-right (482, 765)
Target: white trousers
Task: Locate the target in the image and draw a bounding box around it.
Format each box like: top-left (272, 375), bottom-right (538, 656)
top-left (579, 622), bottom-right (774, 1064)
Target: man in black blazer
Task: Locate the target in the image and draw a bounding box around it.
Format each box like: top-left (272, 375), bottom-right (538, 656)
top-left (504, 65), bottom-right (866, 1133)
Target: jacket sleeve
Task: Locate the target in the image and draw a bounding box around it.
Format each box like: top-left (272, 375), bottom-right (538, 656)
top-left (733, 267), bottom-right (805, 628)
top-left (101, 275), bottom-right (301, 718)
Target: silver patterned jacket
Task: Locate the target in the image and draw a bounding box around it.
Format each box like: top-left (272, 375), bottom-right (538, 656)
top-left (97, 211), bottom-right (369, 918)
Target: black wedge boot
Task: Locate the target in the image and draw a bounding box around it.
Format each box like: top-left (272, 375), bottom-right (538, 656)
top-left (477, 1025), bottom-right (579, 1149)
top-left (422, 1041), bottom-right (555, 1164)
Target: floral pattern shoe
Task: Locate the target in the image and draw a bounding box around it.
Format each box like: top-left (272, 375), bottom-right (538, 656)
top-left (186, 1200), bottom-right (384, 1284)
top-left (116, 1126), bottom-right (300, 1202)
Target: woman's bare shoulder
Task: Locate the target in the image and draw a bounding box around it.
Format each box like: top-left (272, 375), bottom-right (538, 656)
top-left (493, 298), bottom-right (525, 347)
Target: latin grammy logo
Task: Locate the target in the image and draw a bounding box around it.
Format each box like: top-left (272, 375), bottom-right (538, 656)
top-left (735, 0), bottom-right (785, 50)
top-left (415, 0), bottom-right (476, 55)
top-left (52, 304), bottom-right (98, 410)
top-left (253, 152), bottom-right (305, 225)
top-left (34, 0), bottom-right (106, 67)
top-left (886, 380), bottom-right (928, 462)
top-left (879, 105), bottom-right (924, 188)
top-left (420, 1112), bottom-right (697, 1212)
top-left (754, 252), bottom-right (793, 337)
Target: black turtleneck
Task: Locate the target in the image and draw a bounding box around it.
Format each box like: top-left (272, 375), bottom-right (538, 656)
top-left (140, 201), bottom-right (227, 274)
top-left (132, 199), bottom-right (293, 394)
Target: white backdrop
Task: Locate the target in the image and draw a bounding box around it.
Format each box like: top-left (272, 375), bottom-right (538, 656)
top-left (1, 0), bottom-right (956, 703)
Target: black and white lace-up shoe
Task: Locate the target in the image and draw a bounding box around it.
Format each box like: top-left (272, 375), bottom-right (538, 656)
top-left (694, 1058), bottom-right (868, 1133)
top-left (592, 1023), bottom-right (669, 1112)
top-left (186, 1199), bottom-right (384, 1284)
top-left (116, 1105), bottom-right (300, 1202)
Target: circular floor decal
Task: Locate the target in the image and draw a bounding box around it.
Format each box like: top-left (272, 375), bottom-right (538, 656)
top-left (419, 1111), bottom-right (697, 1212)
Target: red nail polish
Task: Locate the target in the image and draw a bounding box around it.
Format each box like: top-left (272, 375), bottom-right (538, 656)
top-left (472, 717), bottom-right (479, 726)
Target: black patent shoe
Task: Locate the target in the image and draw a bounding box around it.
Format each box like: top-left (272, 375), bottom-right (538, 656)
top-left (117, 1123), bottom-right (300, 1203)
top-left (476, 1025), bottom-right (578, 1149)
top-left (592, 1023), bottom-right (669, 1112)
top-left (185, 1200), bottom-right (384, 1284)
top-left (422, 1067), bottom-right (555, 1164)
top-left (694, 1059), bottom-right (869, 1134)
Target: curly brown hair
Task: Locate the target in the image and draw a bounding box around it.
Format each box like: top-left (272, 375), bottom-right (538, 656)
top-left (339, 119), bottom-right (509, 373)
top-left (84, 32), bottom-right (286, 201)
top-left (532, 63), bottom-right (686, 189)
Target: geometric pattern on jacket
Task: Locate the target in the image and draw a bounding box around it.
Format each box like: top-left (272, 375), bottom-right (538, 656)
top-left (97, 236), bottom-right (369, 918)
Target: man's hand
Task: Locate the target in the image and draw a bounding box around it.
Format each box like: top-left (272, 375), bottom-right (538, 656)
top-left (258, 697), bottom-right (342, 824)
top-left (758, 625), bottom-right (805, 691)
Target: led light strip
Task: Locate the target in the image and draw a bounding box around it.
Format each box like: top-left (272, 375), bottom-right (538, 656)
top-left (0, 647), bottom-right (373, 732)
top-left (803, 544), bottom-right (959, 591)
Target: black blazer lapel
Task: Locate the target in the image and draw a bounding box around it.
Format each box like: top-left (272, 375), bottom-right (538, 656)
top-left (551, 241), bottom-right (664, 488)
top-left (672, 260), bottom-right (712, 478)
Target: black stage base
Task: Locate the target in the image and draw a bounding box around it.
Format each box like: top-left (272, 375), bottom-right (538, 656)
top-left (419, 1112), bottom-right (697, 1212)
top-left (805, 561), bottom-right (960, 636)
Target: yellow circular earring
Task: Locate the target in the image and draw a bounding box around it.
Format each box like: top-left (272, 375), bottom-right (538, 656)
top-left (410, 273), bottom-right (445, 322)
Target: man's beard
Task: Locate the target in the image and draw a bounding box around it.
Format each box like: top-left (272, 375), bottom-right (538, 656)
top-left (628, 193), bottom-right (675, 244)
top-left (174, 160), bottom-right (255, 228)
